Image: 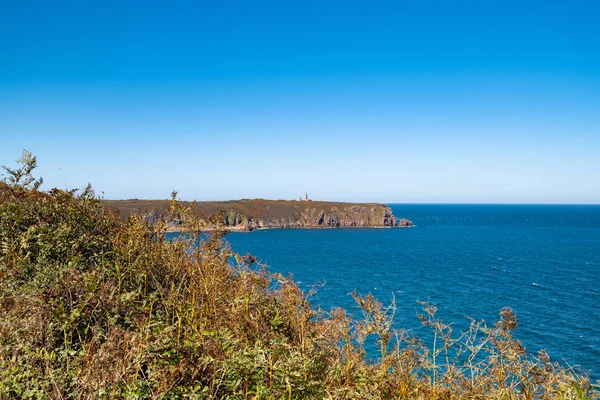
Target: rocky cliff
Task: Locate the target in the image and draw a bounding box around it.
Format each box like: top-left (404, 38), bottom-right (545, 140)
top-left (219, 201), bottom-right (399, 230)
top-left (103, 199), bottom-right (413, 231)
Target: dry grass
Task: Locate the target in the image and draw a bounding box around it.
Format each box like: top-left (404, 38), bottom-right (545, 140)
top-left (1, 153), bottom-right (597, 399)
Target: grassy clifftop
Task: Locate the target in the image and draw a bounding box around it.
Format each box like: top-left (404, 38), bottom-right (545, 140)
top-left (104, 198), bottom-right (405, 231)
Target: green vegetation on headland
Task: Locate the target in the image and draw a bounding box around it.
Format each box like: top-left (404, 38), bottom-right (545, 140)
top-left (1, 151), bottom-right (597, 399)
top-left (103, 198), bottom-right (412, 232)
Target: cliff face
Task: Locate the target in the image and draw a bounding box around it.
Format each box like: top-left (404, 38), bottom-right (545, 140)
top-left (104, 199), bottom-right (411, 231)
top-left (224, 203), bottom-right (398, 230)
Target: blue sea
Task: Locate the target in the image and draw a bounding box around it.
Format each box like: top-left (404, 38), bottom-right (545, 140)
top-left (182, 205), bottom-right (600, 379)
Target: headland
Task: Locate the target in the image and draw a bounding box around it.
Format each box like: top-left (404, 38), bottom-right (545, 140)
top-left (103, 198), bottom-right (413, 231)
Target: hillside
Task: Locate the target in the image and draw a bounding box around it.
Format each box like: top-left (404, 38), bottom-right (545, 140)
top-left (103, 198), bottom-right (413, 231)
top-left (1, 152), bottom-right (595, 398)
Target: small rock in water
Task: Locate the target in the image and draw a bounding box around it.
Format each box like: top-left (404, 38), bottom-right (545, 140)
top-left (399, 219), bottom-right (414, 227)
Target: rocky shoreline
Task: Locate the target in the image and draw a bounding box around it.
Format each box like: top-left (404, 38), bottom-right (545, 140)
top-left (103, 199), bottom-right (414, 232)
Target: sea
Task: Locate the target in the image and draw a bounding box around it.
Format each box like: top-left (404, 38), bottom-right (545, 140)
top-left (175, 204), bottom-right (600, 379)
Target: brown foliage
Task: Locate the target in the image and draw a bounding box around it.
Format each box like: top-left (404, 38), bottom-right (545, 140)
top-left (0, 176), bottom-right (597, 398)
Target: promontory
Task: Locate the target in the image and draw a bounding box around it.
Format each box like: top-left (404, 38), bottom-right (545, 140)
top-left (103, 198), bottom-right (413, 231)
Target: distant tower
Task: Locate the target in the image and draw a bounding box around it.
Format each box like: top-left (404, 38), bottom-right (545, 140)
top-left (305, 192), bottom-right (308, 201)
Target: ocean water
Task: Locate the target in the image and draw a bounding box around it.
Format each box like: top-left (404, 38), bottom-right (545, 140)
top-left (188, 205), bottom-right (600, 378)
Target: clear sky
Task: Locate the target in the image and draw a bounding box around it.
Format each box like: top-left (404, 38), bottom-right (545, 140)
top-left (1, 0), bottom-right (599, 203)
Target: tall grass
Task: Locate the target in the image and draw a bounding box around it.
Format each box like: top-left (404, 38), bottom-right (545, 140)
top-left (0, 152), bottom-right (597, 399)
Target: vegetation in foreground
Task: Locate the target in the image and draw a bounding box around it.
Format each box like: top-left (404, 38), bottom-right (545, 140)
top-left (0, 151), bottom-right (597, 399)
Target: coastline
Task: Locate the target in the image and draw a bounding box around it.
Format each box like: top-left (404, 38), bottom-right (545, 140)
top-left (104, 198), bottom-right (413, 231)
top-left (163, 224), bottom-right (415, 233)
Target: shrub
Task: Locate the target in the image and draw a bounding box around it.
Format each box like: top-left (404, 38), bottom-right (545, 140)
top-left (0, 153), bottom-right (596, 399)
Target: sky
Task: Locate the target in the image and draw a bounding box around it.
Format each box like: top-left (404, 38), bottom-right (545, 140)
top-left (1, 0), bottom-right (599, 203)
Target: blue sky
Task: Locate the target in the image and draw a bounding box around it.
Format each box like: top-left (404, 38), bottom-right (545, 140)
top-left (1, 0), bottom-right (599, 203)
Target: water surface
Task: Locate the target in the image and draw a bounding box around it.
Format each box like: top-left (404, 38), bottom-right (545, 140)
top-left (180, 205), bottom-right (600, 378)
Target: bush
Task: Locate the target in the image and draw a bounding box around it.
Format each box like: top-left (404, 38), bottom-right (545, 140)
top-left (0, 154), bottom-right (596, 399)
